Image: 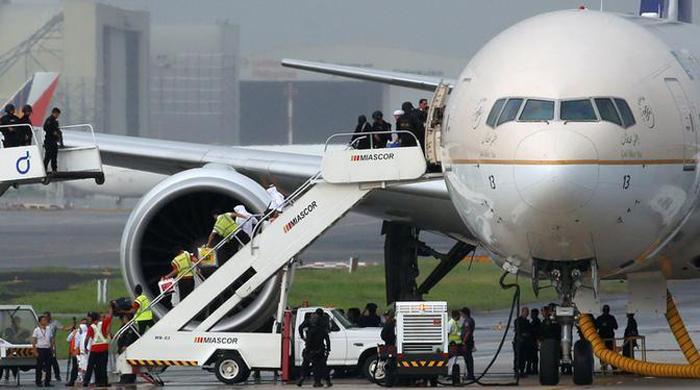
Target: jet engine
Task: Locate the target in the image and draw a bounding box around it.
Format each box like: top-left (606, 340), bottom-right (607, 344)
top-left (121, 165), bottom-right (279, 332)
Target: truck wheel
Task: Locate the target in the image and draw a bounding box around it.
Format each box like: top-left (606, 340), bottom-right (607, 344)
top-left (362, 354), bottom-right (385, 382)
top-left (214, 355), bottom-right (250, 385)
top-left (539, 339), bottom-right (560, 386)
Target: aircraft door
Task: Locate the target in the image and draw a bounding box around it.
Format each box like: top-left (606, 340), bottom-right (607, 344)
top-left (424, 82), bottom-right (451, 165)
top-left (665, 78), bottom-right (698, 170)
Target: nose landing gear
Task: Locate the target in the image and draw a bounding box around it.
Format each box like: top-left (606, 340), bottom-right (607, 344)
top-left (534, 259), bottom-right (595, 386)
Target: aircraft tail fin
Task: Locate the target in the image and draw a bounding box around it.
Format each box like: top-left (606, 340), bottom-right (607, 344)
top-left (2, 72), bottom-right (60, 126)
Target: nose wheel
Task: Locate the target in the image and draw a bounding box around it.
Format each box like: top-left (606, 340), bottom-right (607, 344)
top-left (534, 258), bottom-right (596, 386)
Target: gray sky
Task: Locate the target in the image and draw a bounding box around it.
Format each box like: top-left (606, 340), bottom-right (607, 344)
top-left (150, 0), bottom-right (641, 60)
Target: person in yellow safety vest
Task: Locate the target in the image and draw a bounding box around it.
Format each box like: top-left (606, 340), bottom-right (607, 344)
top-left (206, 210), bottom-right (248, 248)
top-left (448, 309), bottom-right (463, 345)
top-left (130, 284), bottom-right (154, 335)
top-left (162, 248), bottom-right (198, 302)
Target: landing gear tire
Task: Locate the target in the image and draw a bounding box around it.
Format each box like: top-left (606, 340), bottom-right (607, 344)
top-left (539, 339), bottom-right (560, 386)
top-left (573, 339), bottom-right (594, 385)
top-left (95, 173), bottom-right (105, 185)
top-left (214, 355), bottom-right (250, 385)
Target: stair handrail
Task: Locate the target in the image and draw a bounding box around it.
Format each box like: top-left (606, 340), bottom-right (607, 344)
top-left (324, 129), bottom-right (420, 151)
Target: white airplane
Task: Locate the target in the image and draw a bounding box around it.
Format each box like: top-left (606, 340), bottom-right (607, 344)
top-left (63, 0), bottom-right (700, 384)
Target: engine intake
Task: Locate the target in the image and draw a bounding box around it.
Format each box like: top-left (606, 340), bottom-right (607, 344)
top-left (121, 165), bottom-right (279, 332)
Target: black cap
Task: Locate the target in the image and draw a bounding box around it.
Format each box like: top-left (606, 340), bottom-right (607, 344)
top-left (371, 110), bottom-right (383, 120)
top-left (5, 104), bottom-right (14, 113)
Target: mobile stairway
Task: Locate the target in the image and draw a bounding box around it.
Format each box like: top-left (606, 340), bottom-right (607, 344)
top-left (113, 131), bottom-right (428, 384)
top-left (0, 123), bottom-right (104, 194)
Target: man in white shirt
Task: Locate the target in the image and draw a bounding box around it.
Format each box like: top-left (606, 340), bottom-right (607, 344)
top-left (234, 205), bottom-right (258, 243)
top-left (32, 315), bottom-right (54, 387)
top-left (43, 312), bottom-right (64, 382)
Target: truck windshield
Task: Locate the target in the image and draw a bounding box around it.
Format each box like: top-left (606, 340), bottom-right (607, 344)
top-left (332, 309), bottom-right (355, 329)
top-left (0, 308), bottom-right (37, 344)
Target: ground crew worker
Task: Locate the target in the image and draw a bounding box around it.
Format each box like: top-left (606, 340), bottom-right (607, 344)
top-left (162, 249), bottom-right (198, 302)
top-left (622, 313), bottom-right (638, 359)
top-left (308, 312), bottom-right (332, 387)
top-left (528, 308), bottom-right (541, 375)
top-left (595, 304), bottom-right (618, 371)
top-left (32, 315), bottom-right (54, 387)
top-left (44, 311), bottom-right (63, 382)
top-left (513, 306), bottom-right (531, 378)
top-left (448, 310), bottom-right (463, 345)
top-left (460, 307), bottom-right (476, 381)
top-left (0, 104), bottom-right (19, 148)
top-left (131, 284), bottom-right (154, 335)
top-left (43, 107), bottom-right (63, 173)
top-left (83, 309), bottom-right (113, 388)
top-left (18, 104), bottom-right (33, 146)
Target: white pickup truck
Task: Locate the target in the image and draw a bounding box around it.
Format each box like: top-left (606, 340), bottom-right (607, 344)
top-left (292, 307), bottom-right (383, 381)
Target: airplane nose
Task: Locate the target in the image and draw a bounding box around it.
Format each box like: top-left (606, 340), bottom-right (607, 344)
top-left (514, 129), bottom-right (599, 213)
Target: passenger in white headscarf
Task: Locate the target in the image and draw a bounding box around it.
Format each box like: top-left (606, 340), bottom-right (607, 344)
top-left (266, 185), bottom-right (285, 221)
top-left (234, 204), bottom-right (258, 241)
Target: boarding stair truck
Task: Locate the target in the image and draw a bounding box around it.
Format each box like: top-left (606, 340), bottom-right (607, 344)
top-left (112, 130), bottom-right (427, 385)
top-left (0, 305), bottom-right (40, 386)
top-left (379, 301), bottom-right (449, 386)
top-left (0, 123), bottom-right (104, 196)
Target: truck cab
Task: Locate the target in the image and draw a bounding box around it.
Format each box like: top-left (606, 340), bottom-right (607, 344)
top-left (293, 307), bottom-right (382, 379)
top-left (0, 305), bottom-right (40, 383)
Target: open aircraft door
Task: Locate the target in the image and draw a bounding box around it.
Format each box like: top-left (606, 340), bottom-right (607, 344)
top-left (424, 82), bottom-right (450, 165)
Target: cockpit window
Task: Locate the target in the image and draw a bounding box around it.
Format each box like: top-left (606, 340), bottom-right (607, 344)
top-left (519, 99), bottom-right (554, 121)
top-left (561, 99), bottom-right (597, 121)
top-left (614, 98), bottom-right (636, 128)
top-left (497, 98), bottom-right (524, 126)
top-left (594, 98), bottom-right (622, 126)
top-left (486, 98), bottom-right (506, 128)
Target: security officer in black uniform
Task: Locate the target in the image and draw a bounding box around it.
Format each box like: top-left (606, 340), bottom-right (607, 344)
top-left (0, 104), bottom-right (20, 148)
top-left (513, 307), bottom-right (531, 378)
top-left (595, 304), bottom-right (618, 371)
top-left (43, 107), bottom-right (63, 173)
top-left (297, 310), bottom-right (331, 387)
top-left (18, 105), bottom-right (33, 146)
top-left (370, 111), bottom-right (390, 148)
top-left (528, 308), bottom-right (541, 375)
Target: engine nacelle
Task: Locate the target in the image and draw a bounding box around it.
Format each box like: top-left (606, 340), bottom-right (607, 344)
top-left (121, 165), bottom-right (279, 332)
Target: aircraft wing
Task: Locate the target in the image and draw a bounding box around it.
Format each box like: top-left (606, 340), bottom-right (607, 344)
top-left (281, 59), bottom-right (454, 91)
top-left (64, 131), bottom-right (467, 236)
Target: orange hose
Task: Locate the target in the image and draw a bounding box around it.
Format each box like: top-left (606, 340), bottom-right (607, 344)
top-left (665, 290), bottom-right (700, 366)
top-left (579, 314), bottom-right (700, 378)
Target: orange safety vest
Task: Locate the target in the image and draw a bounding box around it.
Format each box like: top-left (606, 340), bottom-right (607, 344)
top-left (69, 330), bottom-right (80, 357)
